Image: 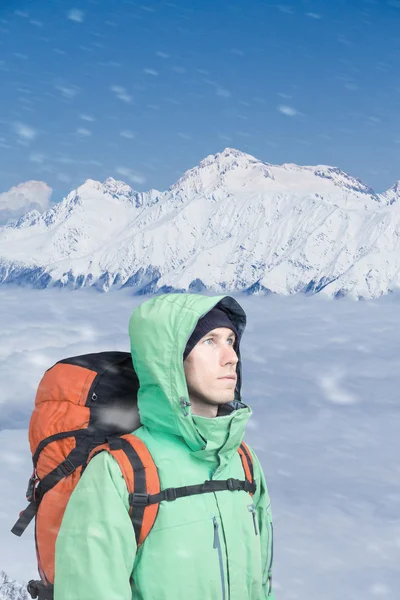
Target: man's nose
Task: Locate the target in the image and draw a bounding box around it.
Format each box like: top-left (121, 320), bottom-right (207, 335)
top-left (221, 345), bottom-right (238, 364)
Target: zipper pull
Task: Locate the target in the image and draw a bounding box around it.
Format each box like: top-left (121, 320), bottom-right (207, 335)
top-left (248, 505), bottom-right (259, 535)
top-left (213, 517), bottom-right (219, 548)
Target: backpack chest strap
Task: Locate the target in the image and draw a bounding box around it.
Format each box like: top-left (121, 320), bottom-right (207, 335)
top-left (130, 477), bottom-right (256, 506)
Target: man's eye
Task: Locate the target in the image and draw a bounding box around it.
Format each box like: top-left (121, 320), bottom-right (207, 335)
top-left (204, 338), bottom-right (235, 345)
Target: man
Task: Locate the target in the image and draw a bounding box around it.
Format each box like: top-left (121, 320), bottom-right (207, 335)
top-left (55, 293), bottom-right (275, 599)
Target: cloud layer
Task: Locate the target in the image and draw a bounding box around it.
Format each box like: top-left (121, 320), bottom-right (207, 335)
top-left (0, 287), bottom-right (399, 598)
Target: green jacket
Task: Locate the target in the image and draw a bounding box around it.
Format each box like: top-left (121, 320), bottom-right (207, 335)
top-left (54, 293), bottom-right (275, 600)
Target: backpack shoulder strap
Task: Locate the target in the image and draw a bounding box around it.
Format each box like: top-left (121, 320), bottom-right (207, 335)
top-left (87, 434), bottom-right (160, 548)
top-left (238, 441), bottom-right (255, 497)
top-left (86, 437), bottom-right (256, 547)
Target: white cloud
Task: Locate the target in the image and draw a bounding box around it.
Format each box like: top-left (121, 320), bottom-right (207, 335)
top-left (55, 156), bottom-right (76, 165)
top-left (230, 48), bottom-right (244, 56)
top-left (277, 4), bottom-right (294, 14)
top-left (79, 114), bottom-right (96, 122)
top-left (68, 9), bottom-right (85, 23)
top-left (56, 85), bottom-right (79, 100)
top-left (77, 128), bottom-right (92, 136)
top-left (305, 12), bottom-right (322, 19)
top-left (218, 133), bottom-right (233, 142)
top-left (345, 82), bottom-right (358, 91)
top-left (216, 87), bottom-right (231, 98)
top-left (14, 122), bottom-right (37, 141)
top-left (0, 181), bottom-right (52, 224)
top-left (99, 61), bottom-right (121, 68)
top-left (143, 68), bottom-right (159, 76)
top-left (115, 167), bottom-right (146, 185)
top-left (110, 85), bottom-right (132, 103)
top-left (278, 105), bottom-right (298, 117)
top-left (29, 152), bottom-right (46, 164)
top-left (120, 131), bottom-right (135, 139)
top-left (318, 368), bottom-right (358, 405)
top-left (156, 51), bottom-right (170, 58)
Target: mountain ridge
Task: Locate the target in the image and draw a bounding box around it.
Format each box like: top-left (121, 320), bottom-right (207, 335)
top-left (1, 147), bottom-right (400, 299)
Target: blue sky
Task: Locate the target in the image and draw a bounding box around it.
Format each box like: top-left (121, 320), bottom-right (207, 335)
top-left (1, 0), bottom-right (400, 201)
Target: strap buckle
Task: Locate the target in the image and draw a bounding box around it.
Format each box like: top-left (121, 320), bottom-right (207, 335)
top-left (26, 473), bottom-right (39, 502)
top-left (27, 580), bottom-right (39, 599)
top-left (58, 458), bottom-right (76, 477)
top-left (226, 478), bottom-right (241, 491)
top-left (129, 492), bottom-right (150, 506)
top-left (164, 488), bottom-right (177, 502)
top-left (27, 580), bottom-right (54, 600)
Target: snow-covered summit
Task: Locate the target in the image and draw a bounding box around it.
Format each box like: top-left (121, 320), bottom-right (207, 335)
top-left (379, 180), bottom-right (400, 205)
top-left (169, 148), bottom-right (380, 210)
top-left (0, 148), bottom-right (400, 299)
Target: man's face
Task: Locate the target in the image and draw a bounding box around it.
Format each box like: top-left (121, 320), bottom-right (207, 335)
top-left (183, 327), bottom-right (239, 417)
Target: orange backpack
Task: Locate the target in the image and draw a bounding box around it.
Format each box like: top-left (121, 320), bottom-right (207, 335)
top-left (12, 351), bottom-right (256, 600)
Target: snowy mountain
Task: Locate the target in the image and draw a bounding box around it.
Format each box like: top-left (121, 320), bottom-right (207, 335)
top-left (0, 147), bottom-right (400, 299)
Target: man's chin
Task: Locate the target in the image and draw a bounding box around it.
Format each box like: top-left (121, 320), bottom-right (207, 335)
top-left (208, 395), bottom-right (235, 406)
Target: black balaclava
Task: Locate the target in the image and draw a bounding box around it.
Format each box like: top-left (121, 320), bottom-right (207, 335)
top-left (183, 306), bottom-right (238, 361)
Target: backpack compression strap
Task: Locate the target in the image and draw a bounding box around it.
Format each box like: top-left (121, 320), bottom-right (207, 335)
top-left (87, 437), bottom-right (256, 548)
top-left (11, 436), bottom-right (93, 537)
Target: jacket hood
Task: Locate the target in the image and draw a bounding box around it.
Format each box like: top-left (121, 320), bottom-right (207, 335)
top-left (128, 293), bottom-right (252, 464)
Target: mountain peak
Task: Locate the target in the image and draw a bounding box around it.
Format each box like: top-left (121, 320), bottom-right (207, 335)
top-left (389, 180), bottom-right (400, 193)
top-left (102, 177), bottom-right (135, 197)
top-left (200, 147), bottom-right (258, 167)
top-left (169, 147), bottom-right (263, 194)
top-left (379, 180), bottom-right (400, 205)
top-left (68, 178), bottom-right (136, 201)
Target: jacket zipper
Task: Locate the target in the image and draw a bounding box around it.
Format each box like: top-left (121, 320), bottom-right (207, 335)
top-left (248, 504), bottom-right (259, 535)
top-left (268, 522), bottom-right (274, 595)
top-left (263, 507), bottom-right (273, 595)
top-left (213, 517), bottom-right (226, 600)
